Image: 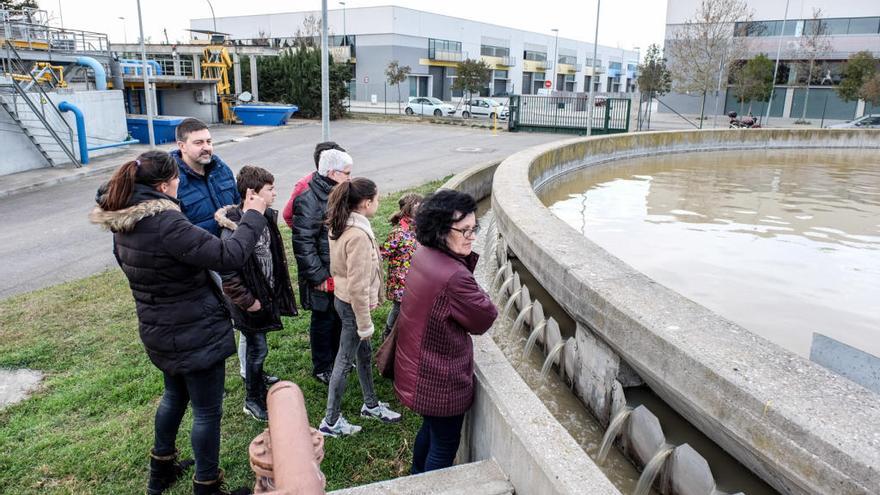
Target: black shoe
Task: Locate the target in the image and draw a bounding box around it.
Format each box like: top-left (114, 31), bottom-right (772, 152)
top-left (146, 448), bottom-right (193, 495)
top-left (243, 398), bottom-right (268, 422)
top-left (262, 373), bottom-right (280, 386)
top-left (314, 371), bottom-right (331, 385)
top-left (192, 469), bottom-right (251, 495)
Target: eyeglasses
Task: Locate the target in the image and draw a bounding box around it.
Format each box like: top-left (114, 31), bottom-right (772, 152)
top-left (450, 224), bottom-right (481, 238)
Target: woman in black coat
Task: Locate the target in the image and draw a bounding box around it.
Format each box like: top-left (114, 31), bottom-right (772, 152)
top-left (90, 150), bottom-right (265, 495)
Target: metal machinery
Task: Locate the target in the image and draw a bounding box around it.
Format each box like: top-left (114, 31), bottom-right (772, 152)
top-left (201, 44), bottom-right (235, 124)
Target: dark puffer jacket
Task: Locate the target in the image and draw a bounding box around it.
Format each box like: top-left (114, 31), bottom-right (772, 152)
top-left (215, 205), bottom-right (298, 333)
top-left (90, 184), bottom-right (267, 375)
top-left (291, 173), bottom-right (337, 311)
top-left (394, 247), bottom-right (498, 417)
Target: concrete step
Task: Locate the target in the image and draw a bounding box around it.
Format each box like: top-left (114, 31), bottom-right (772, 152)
top-left (327, 459), bottom-right (514, 495)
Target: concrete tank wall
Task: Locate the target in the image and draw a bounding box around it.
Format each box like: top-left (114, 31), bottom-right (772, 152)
top-left (491, 129), bottom-right (880, 495)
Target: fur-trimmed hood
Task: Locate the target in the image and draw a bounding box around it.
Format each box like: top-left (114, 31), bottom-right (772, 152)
top-left (90, 199), bottom-right (180, 233)
top-left (214, 205), bottom-right (240, 232)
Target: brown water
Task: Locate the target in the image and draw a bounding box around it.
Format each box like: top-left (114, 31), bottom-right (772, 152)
top-left (540, 149), bottom-right (880, 359)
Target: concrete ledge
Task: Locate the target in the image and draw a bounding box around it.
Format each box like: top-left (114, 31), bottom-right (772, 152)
top-left (327, 459), bottom-right (512, 495)
top-left (491, 129), bottom-right (880, 495)
top-left (440, 159), bottom-right (501, 202)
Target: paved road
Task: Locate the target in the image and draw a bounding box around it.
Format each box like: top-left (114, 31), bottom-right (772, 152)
top-left (0, 120), bottom-right (560, 299)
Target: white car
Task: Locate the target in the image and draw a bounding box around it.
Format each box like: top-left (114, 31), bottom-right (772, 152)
top-left (461, 98), bottom-right (509, 120)
top-left (826, 114), bottom-right (880, 129)
top-left (404, 97), bottom-right (456, 117)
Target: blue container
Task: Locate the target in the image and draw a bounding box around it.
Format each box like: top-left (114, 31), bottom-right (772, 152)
top-left (126, 115), bottom-right (184, 144)
top-left (232, 105), bottom-right (299, 126)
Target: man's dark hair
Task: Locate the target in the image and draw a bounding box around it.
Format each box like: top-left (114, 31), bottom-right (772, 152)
top-left (313, 141), bottom-right (345, 170)
top-left (175, 118), bottom-right (209, 142)
top-left (236, 165), bottom-right (275, 200)
top-left (415, 189), bottom-right (477, 251)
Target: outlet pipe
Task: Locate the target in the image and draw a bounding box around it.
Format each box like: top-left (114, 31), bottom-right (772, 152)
top-left (75, 56), bottom-right (108, 91)
top-left (58, 101), bottom-right (138, 164)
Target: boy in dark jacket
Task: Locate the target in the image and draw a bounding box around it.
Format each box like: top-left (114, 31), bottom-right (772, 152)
top-left (215, 166), bottom-right (298, 421)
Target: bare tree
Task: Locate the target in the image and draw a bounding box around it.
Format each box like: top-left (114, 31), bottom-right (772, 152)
top-left (794, 9), bottom-right (832, 123)
top-left (637, 44), bottom-right (672, 130)
top-left (385, 60), bottom-right (411, 114)
top-left (666, 0), bottom-right (752, 126)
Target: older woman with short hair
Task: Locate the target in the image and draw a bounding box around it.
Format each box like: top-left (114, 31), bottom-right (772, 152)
top-left (393, 189), bottom-right (498, 474)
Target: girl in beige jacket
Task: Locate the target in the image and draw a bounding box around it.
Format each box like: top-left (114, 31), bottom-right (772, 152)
top-left (319, 177), bottom-right (402, 437)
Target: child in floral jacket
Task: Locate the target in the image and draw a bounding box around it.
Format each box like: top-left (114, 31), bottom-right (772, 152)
top-left (380, 193), bottom-right (422, 339)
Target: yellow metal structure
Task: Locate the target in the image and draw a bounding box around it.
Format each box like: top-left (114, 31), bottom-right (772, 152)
top-left (9, 62), bottom-right (66, 88)
top-left (201, 45), bottom-right (236, 124)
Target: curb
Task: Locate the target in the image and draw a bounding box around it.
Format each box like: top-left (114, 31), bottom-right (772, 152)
top-left (0, 125), bottom-right (294, 200)
top-left (346, 111), bottom-right (508, 131)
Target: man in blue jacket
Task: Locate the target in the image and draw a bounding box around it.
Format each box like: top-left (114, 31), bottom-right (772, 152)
top-left (172, 118), bottom-right (272, 386)
top-left (170, 118), bottom-right (239, 236)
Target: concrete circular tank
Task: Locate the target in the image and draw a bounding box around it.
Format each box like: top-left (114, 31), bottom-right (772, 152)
top-left (489, 129), bottom-right (880, 495)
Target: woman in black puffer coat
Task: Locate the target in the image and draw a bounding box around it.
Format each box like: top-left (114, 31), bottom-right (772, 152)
top-left (90, 150), bottom-right (265, 495)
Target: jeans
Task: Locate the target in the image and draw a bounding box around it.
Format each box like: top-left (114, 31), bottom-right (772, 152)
top-left (324, 298), bottom-right (379, 425)
top-left (411, 413), bottom-right (466, 474)
top-left (237, 330), bottom-right (247, 378)
top-left (383, 300), bottom-right (401, 340)
top-left (309, 305), bottom-right (342, 376)
top-left (244, 331), bottom-right (269, 400)
top-left (153, 361), bottom-right (225, 482)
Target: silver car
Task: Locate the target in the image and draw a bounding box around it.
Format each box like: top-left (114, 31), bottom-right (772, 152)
top-left (461, 98), bottom-right (509, 120)
top-left (826, 114), bottom-right (880, 129)
top-left (404, 97), bottom-right (457, 117)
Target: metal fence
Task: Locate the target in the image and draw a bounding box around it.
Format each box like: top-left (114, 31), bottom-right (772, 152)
top-left (508, 95), bottom-right (631, 135)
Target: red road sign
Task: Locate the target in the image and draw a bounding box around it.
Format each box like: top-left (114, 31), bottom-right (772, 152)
top-left (544, 80), bottom-right (552, 89)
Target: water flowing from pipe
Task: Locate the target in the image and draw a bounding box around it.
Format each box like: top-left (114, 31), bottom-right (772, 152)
top-left (634, 444), bottom-right (675, 495)
top-left (511, 304), bottom-right (534, 335)
top-left (491, 264), bottom-right (508, 291)
top-left (540, 342), bottom-right (565, 381)
top-left (502, 288), bottom-right (523, 320)
top-left (496, 272), bottom-right (514, 297)
top-left (597, 406), bottom-right (633, 465)
top-left (522, 320), bottom-right (547, 360)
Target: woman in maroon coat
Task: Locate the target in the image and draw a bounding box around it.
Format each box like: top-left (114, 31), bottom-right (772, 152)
top-left (393, 190), bottom-right (498, 474)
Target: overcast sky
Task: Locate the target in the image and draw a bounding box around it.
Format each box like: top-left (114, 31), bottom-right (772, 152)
top-left (45, 0), bottom-right (668, 58)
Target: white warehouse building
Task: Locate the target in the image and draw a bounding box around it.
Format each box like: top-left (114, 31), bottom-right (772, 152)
top-left (190, 5), bottom-right (640, 103)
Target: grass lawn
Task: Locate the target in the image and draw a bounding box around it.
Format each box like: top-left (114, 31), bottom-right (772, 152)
top-left (0, 178), bottom-right (447, 494)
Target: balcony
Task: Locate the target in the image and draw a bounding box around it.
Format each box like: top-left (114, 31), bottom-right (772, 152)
top-left (480, 55), bottom-right (516, 68)
top-left (557, 63), bottom-right (580, 74)
top-left (429, 49), bottom-right (466, 63)
top-left (583, 64), bottom-right (604, 76)
top-left (330, 45), bottom-right (355, 63)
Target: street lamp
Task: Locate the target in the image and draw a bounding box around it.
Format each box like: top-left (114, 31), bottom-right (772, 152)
top-left (135, 0), bottom-right (155, 147)
top-left (340, 1), bottom-right (347, 43)
top-left (550, 28), bottom-right (559, 92)
top-left (206, 0), bottom-right (217, 33)
top-left (118, 17), bottom-right (127, 44)
top-left (586, 0), bottom-right (601, 136)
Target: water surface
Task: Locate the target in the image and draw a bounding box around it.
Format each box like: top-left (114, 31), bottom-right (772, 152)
top-left (541, 149), bottom-right (880, 358)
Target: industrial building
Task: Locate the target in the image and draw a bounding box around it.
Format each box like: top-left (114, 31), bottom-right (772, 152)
top-left (189, 5), bottom-right (640, 102)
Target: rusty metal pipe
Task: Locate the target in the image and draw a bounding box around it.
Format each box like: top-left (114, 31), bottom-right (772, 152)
top-left (250, 381), bottom-right (325, 495)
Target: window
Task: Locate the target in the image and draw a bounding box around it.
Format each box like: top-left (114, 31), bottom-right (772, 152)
top-left (481, 45), bottom-right (510, 57)
top-left (558, 55), bottom-right (577, 65)
top-left (609, 62), bottom-right (622, 70)
top-left (524, 50), bottom-right (547, 62)
top-left (627, 64), bottom-right (637, 72)
top-left (847, 17), bottom-right (880, 34)
top-left (494, 70), bottom-right (508, 79)
top-left (429, 38), bottom-right (461, 57)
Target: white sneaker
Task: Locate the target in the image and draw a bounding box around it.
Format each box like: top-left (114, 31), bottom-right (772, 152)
top-left (360, 401), bottom-right (402, 423)
top-left (319, 415), bottom-right (362, 437)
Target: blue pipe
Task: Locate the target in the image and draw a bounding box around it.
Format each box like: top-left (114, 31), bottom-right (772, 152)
top-left (120, 58), bottom-right (162, 76)
top-left (75, 57), bottom-right (108, 91)
top-left (58, 101), bottom-right (89, 164)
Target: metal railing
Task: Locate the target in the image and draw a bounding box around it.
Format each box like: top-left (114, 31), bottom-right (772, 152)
top-left (429, 49), bottom-right (467, 63)
top-left (155, 58), bottom-right (194, 77)
top-left (2, 39), bottom-right (79, 165)
top-left (508, 94), bottom-right (631, 135)
top-left (2, 20), bottom-right (110, 55)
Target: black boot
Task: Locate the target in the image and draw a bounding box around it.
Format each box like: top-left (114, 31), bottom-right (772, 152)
top-left (262, 373), bottom-right (280, 386)
top-left (147, 448), bottom-right (194, 495)
top-left (243, 396), bottom-right (269, 422)
top-left (192, 469), bottom-right (251, 495)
